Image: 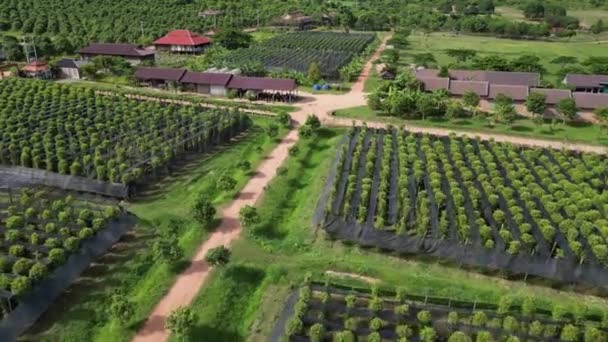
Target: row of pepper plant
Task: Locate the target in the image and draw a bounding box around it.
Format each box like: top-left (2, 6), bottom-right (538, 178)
top-left (327, 128), bottom-right (608, 268)
top-left (0, 78), bottom-right (251, 186)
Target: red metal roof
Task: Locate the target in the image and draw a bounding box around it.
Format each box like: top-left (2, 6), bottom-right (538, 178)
top-left (565, 74), bottom-right (608, 88)
top-left (227, 76), bottom-right (296, 91)
top-left (154, 30), bottom-right (212, 46)
top-left (180, 71), bottom-right (233, 86)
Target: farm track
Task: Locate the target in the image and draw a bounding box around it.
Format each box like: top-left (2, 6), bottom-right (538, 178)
top-left (132, 30), bottom-right (607, 342)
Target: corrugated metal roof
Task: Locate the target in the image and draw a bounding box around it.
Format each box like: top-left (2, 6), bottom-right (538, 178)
top-left (180, 71), bottom-right (233, 86)
top-left (154, 30), bottom-right (212, 46)
top-left (565, 74), bottom-right (608, 88)
top-left (227, 76), bottom-right (297, 91)
top-left (415, 69), bottom-right (539, 86)
top-left (418, 77), bottom-right (450, 91)
top-left (530, 88), bottom-right (572, 105)
top-left (573, 92), bottom-right (608, 109)
top-left (449, 80), bottom-right (489, 96)
top-left (489, 84), bottom-right (529, 101)
top-left (78, 43), bottom-right (155, 57)
top-left (134, 67), bottom-right (187, 81)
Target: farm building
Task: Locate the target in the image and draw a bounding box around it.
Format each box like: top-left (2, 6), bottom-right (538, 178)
top-left (56, 58), bottom-right (88, 79)
top-left (227, 75), bottom-right (297, 101)
top-left (180, 71), bottom-right (233, 96)
top-left (273, 11), bottom-right (314, 30)
top-left (573, 92), bottom-right (608, 109)
top-left (449, 80), bottom-right (489, 97)
top-left (488, 84), bottom-right (530, 102)
top-left (415, 69), bottom-right (540, 87)
top-left (22, 60), bottom-right (52, 79)
top-left (133, 67), bottom-right (297, 101)
top-left (564, 74), bottom-right (608, 93)
top-left (78, 43), bottom-right (156, 65)
top-left (530, 88), bottom-right (572, 105)
top-left (134, 67), bottom-right (187, 88)
top-left (154, 30), bottom-right (212, 54)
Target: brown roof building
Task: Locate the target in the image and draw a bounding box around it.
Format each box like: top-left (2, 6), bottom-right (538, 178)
top-left (418, 77), bottom-right (450, 91)
top-left (415, 69), bottom-right (540, 86)
top-left (78, 43), bottom-right (155, 65)
top-left (530, 88), bottom-right (572, 105)
top-left (449, 80), bottom-right (489, 96)
top-left (564, 74), bottom-right (608, 93)
top-left (134, 67), bottom-right (187, 87)
top-left (488, 84), bottom-right (530, 101)
top-left (227, 76), bottom-right (297, 92)
top-left (573, 92), bottom-right (608, 110)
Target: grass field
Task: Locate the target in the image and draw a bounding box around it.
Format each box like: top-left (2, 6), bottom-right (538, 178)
top-left (20, 117), bottom-right (287, 342)
top-left (496, 6), bottom-right (608, 28)
top-left (333, 105), bottom-right (608, 146)
top-left (176, 129), bottom-right (608, 341)
top-left (401, 32), bottom-right (608, 84)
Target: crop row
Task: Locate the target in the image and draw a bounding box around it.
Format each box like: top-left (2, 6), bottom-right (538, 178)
top-left (261, 31), bottom-right (376, 53)
top-left (0, 78), bottom-right (251, 186)
top-left (0, 188), bottom-right (120, 317)
top-left (325, 127), bottom-right (608, 273)
top-left (281, 283), bottom-right (607, 342)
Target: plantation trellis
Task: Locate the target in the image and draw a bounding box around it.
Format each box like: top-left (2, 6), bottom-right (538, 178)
top-left (0, 187), bottom-right (123, 319)
top-left (0, 78), bottom-right (251, 192)
top-left (319, 127), bottom-right (608, 288)
top-left (224, 32), bottom-right (376, 79)
top-left (275, 283), bottom-right (608, 342)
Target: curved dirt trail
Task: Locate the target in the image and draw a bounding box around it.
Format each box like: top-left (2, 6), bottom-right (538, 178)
top-left (132, 30), bottom-right (608, 342)
top-left (132, 33), bottom-right (393, 342)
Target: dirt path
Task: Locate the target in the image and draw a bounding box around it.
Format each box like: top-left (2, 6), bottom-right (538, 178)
top-left (132, 33), bottom-right (393, 342)
top-left (132, 30), bottom-right (608, 342)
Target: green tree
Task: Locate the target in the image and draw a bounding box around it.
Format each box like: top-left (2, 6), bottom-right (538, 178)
top-left (560, 324), bottom-right (579, 342)
top-left (556, 98), bottom-right (577, 123)
top-left (475, 331), bottom-right (494, 342)
top-left (305, 114), bottom-right (321, 129)
top-left (191, 194), bottom-right (216, 228)
top-left (420, 326), bottom-right (437, 342)
top-left (417, 310), bottom-right (432, 325)
top-left (266, 123), bottom-right (279, 138)
top-left (448, 331), bottom-right (472, 342)
top-left (214, 27), bottom-right (252, 50)
top-left (152, 239), bottom-right (183, 263)
top-left (217, 174), bottom-right (237, 191)
top-left (239, 205), bottom-right (260, 228)
top-left (166, 306), bottom-right (197, 341)
top-left (307, 62), bottom-right (322, 83)
top-left (526, 92), bottom-right (547, 116)
top-left (205, 245), bottom-right (231, 266)
top-left (109, 294), bottom-right (134, 324)
top-left (446, 49), bottom-right (477, 62)
top-left (309, 323), bottom-right (325, 342)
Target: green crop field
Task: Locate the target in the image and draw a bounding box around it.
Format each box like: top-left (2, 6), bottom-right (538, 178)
top-left (496, 6), bottom-right (608, 28)
top-left (400, 32), bottom-right (608, 84)
top-left (171, 129), bottom-right (608, 341)
top-left (20, 116), bottom-right (288, 342)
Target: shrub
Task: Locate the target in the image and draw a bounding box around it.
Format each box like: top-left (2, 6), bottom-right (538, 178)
top-left (309, 323), bottom-right (325, 342)
top-left (205, 245), bottom-right (231, 266)
top-left (286, 317), bottom-right (303, 336)
top-left (11, 276), bottom-right (31, 296)
top-left (417, 310), bottom-right (432, 325)
top-left (12, 258), bottom-right (33, 275)
top-left (217, 174), bottom-right (237, 191)
top-left (239, 205), bottom-right (260, 228)
top-left (191, 194), bottom-right (216, 228)
top-left (28, 262), bottom-right (47, 281)
top-left (49, 248), bottom-right (66, 265)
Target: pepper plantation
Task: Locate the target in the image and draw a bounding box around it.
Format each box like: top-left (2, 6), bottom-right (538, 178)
top-left (223, 31), bottom-right (377, 79)
top-left (0, 78), bottom-right (251, 192)
top-left (319, 127), bottom-right (608, 288)
top-left (0, 187), bottom-right (124, 319)
top-left (278, 282), bottom-right (608, 342)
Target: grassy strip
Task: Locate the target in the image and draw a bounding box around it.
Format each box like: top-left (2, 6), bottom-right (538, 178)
top-left (178, 128), bottom-right (608, 341)
top-left (333, 105), bottom-right (608, 146)
top-left (64, 80), bottom-right (296, 113)
top-left (20, 117), bottom-right (287, 342)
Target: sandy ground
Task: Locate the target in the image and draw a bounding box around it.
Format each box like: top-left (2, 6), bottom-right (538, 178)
top-left (132, 31), bottom-right (608, 342)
